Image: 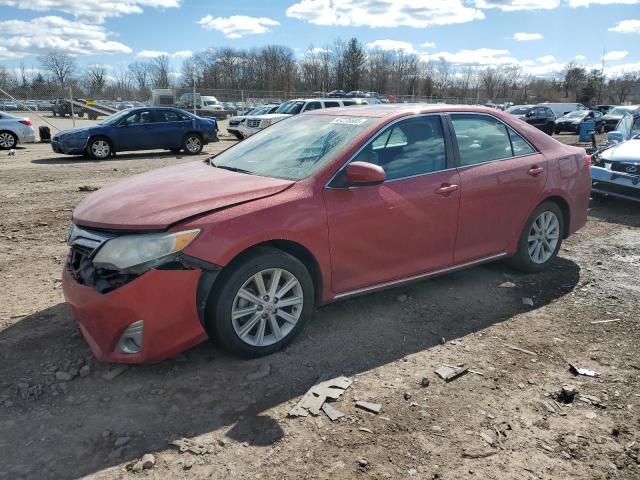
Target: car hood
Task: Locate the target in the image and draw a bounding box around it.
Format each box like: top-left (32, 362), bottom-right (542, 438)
top-left (601, 138), bottom-right (640, 163)
top-left (73, 161), bottom-right (294, 231)
top-left (57, 125), bottom-right (100, 137)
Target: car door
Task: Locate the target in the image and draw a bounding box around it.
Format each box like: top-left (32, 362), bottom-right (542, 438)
top-left (448, 113), bottom-right (547, 264)
top-left (112, 110), bottom-right (158, 151)
top-left (323, 115), bottom-right (461, 294)
top-left (153, 109), bottom-right (190, 148)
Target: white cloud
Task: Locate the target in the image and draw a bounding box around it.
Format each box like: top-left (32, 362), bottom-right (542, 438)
top-left (474, 0), bottom-right (560, 10)
top-left (513, 32), bottom-right (543, 41)
top-left (420, 41), bottom-right (436, 48)
top-left (574, 54), bottom-right (587, 61)
top-left (367, 39), bottom-right (417, 54)
top-left (425, 48), bottom-right (520, 66)
top-left (537, 55), bottom-right (556, 63)
top-left (0, 16), bottom-right (131, 58)
top-left (603, 50), bottom-right (629, 61)
top-left (609, 19), bottom-right (640, 33)
top-left (0, 0), bottom-right (180, 23)
top-left (137, 49), bottom-right (193, 59)
top-left (569, 0), bottom-right (639, 7)
top-left (605, 61), bottom-right (640, 75)
top-left (198, 15), bottom-right (280, 38)
top-left (286, 0), bottom-right (485, 28)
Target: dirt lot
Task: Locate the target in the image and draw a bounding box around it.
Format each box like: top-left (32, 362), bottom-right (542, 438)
top-left (1, 124), bottom-right (639, 480)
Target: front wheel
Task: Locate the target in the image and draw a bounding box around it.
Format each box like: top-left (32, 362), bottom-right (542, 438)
top-left (0, 131), bottom-right (17, 149)
top-left (206, 248), bottom-right (314, 358)
top-left (86, 137), bottom-right (112, 160)
top-left (508, 201), bottom-right (564, 273)
top-left (182, 133), bottom-right (203, 154)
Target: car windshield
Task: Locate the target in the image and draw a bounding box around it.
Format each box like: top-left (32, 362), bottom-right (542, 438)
top-left (275, 101), bottom-right (305, 114)
top-left (100, 110), bottom-right (133, 125)
top-left (507, 106), bottom-right (529, 114)
top-left (609, 107), bottom-right (633, 115)
top-left (565, 111), bottom-right (587, 118)
top-left (211, 114), bottom-right (372, 180)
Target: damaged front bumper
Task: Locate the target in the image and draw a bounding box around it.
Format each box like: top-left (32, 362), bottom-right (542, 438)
top-left (591, 165), bottom-right (640, 202)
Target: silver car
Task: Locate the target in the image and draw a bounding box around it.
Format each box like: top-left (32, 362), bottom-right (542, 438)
top-left (0, 111), bottom-right (37, 149)
top-left (591, 113), bottom-right (640, 202)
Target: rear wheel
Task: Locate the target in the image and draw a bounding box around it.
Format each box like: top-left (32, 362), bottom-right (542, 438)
top-left (182, 133), bottom-right (203, 154)
top-left (509, 201), bottom-right (564, 273)
top-left (0, 131), bottom-right (17, 149)
top-left (206, 248), bottom-right (314, 358)
top-left (86, 137), bottom-right (112, 160)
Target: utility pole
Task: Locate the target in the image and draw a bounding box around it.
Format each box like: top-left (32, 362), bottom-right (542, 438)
top-left (598, 47), bottom-right (606, 105)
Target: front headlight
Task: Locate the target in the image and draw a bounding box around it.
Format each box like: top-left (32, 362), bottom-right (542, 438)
top-left (93, 229), bottom-right (200, 273)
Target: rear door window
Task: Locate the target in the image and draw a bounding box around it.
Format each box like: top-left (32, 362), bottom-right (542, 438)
top-left (324, 101), bottom-right (340, 108)
top-left (451, 114), bottom-right (513, 166)
top-left (303, 102), bottom-right (322, 112)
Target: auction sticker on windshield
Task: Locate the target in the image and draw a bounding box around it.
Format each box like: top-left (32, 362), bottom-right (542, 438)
top-left (330, 117), bottom-right (369, 125)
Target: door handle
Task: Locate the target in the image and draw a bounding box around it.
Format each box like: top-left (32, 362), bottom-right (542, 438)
top-left (528, 166), bottom-right (544, 176)
top-left (435, 183), bottom-right (459, 196)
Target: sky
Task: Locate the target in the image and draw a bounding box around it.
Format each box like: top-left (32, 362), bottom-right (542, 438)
top-left (0, 0), bottom-right (639, 79)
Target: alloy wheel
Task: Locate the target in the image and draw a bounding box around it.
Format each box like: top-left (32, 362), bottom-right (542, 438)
top-left (0, 132), bottom-right (16, 149)
top-left (91, 140), bottom-right (110, 159)
top-left (527, 211), bottom-right (560, 264)
top-left (231, 268), bottom-right (304, 347)
top-left (185, 136), bottom-right (201, 153)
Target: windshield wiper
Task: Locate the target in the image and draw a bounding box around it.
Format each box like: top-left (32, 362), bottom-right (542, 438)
top-left (210, 160), bottom-right (253, 174)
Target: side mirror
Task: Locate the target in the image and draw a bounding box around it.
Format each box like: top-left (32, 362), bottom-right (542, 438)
top-left (345, 161), bottom-right (386, 186)
top-left (607, 131), bottom-right (625, 145)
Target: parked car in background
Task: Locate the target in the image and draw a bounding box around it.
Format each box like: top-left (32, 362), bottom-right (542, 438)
top-left (0, 100), bottom-right (19, 111)
top-left (602, 105), bottom-right (640, 132)
top-left (591, 113), bottom-right (640, 202)
top-left (554, 110), bottom-right (604, 134)
top-left (62, 104), bottom-right (590, 362)
top-left (237, 98), bottom-right (362, 138)
top-left (227, 104), bottom-right (279, 140)
top-left (523, 105), bottom-right (556, 135)
top-left (347, 90), bottom-right (366, 97)
top-left (506, 105), bottom-right (535, 120)
top-left (538, 102), bottom-right (588, 118)
top-left (52, 98), bottom-right (85, 118)
top-left (51, 107), bottom-right (218, 159)
top-left (596, 105), bottom-right (615, 114)
top-left (0, 112), bottom-right (36, 149)
top-left (327, 90), bottom-right (347, 97)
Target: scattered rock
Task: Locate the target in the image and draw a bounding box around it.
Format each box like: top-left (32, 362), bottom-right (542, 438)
top-left (114, 436), bottom-right (131, 448)
top-left (246, 363), bottom-right (271, 381)
top-left (462, 448), bottom-right (497, 459)
top-left (408, 468), bottom-right (418, 476)
top-left (358, 427), bottom-right (373, 434)
top-left (397, 294), bottom-right (408, 303)
top-left (585, 411), bottom-right (597, 419)
top-left (358, 458), bottom-right (368, 468)
top-left (79, 365), bottom-right (91, 378)
top-left (355, 401), bottom-right (382, 414)
top-left (102, 365), bottom-right (128, 381)
top-left (435, 365), bottom-right (469, 382)
top-left (141, 453), bottom-right (155, 469)
top-left (404, 391), bottom-right (412, 401)
top-left (420, 377), bottom-right (430, 388)
top-left (78, 185), bottom-right (99, 192)
top-left (555, 385), bottom-right (577, 404)
top-left (55, 371), bottom-right (73, 382)
top-left (499, 281), bottom-right (516, 288)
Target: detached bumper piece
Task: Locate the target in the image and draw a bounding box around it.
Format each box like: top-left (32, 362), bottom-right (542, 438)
top-left (591, 166), bottom-right (640, 202)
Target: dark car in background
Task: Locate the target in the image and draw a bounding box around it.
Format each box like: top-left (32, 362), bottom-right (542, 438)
top-left (506, 104), bottom-right (535, 120)
top-left (596, 105), bottom-right (615, 114)
top-left (52, 107), bottom-right (218, 159)
top-left (554, 110), bottom-right (604, 134)
top-left (327, 90), bottom-right (347, 98)
top-left (603, 105), bottom-right (640, 132)
top-left (506, 105), bottom-right (556, 135)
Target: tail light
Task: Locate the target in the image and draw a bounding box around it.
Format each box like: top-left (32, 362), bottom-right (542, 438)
top-left (19, 119), bottom-right (32, 126)
top-left (583, 154), bottom-right (591, 167)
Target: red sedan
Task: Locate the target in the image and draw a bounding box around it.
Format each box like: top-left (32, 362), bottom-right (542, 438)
top-left (63, 105), bottom-right (591, 362)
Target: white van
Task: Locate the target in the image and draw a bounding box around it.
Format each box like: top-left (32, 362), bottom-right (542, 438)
top-left (237, 98), bottom-right (366, 138)
top-left (537, 102), bottom-right (588, 118)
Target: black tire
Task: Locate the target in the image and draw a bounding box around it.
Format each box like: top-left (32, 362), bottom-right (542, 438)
top-left (182, 133), bottom-right (203, 154)
top-left (554, 128), bottom-right (560, 134)
top-left (86, 136), bottom-right (112, 160)
top-left (206, 248), bottom-right (314, 358)
top-left (508, 201), bottom-right (564, 273)
top-left (0, 131), bottom-right (18, 150)
top-left (88, 113), bottom-right (98, 120)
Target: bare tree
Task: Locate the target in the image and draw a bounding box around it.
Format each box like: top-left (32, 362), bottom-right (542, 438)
top-left (85, 65), bottom-right (107, 96)
top-left (609, 71), bottom-right (640, 103)
top-left (38, 52), bottom-right (76, 87)
top-left (150, 55), bottom-right (170, 88)
top-left (128, 61), bottom-right (151, 91)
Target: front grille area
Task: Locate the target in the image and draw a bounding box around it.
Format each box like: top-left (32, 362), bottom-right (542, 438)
top-left (247, 119), bottom-right (261, 128)
top-left (610, 163), bottom-right (640, 176)
top-left (593, 181), bottom-right (640, 199)
top-left (66, 225), bottom-right (137, 294)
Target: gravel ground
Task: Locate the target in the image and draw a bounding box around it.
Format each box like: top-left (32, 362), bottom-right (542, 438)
top-left (0, 122), bottom-right (639, 480)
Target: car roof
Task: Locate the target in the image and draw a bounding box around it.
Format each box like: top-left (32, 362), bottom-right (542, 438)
top-left (307, 103), bottom-right (513, 118)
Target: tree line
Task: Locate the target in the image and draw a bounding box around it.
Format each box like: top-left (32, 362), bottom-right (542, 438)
top-left (1, 38), bottom-right (638, 105)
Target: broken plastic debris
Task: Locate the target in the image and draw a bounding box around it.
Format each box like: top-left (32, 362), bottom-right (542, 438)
top-left (435, 365), bottom-right (469, 382)
top-left (288, 376), bottom-right (352, 418)
top-left (521, 297), bottom-right (534, 307)
top-left (569, 364), bottom-right (600, 378)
